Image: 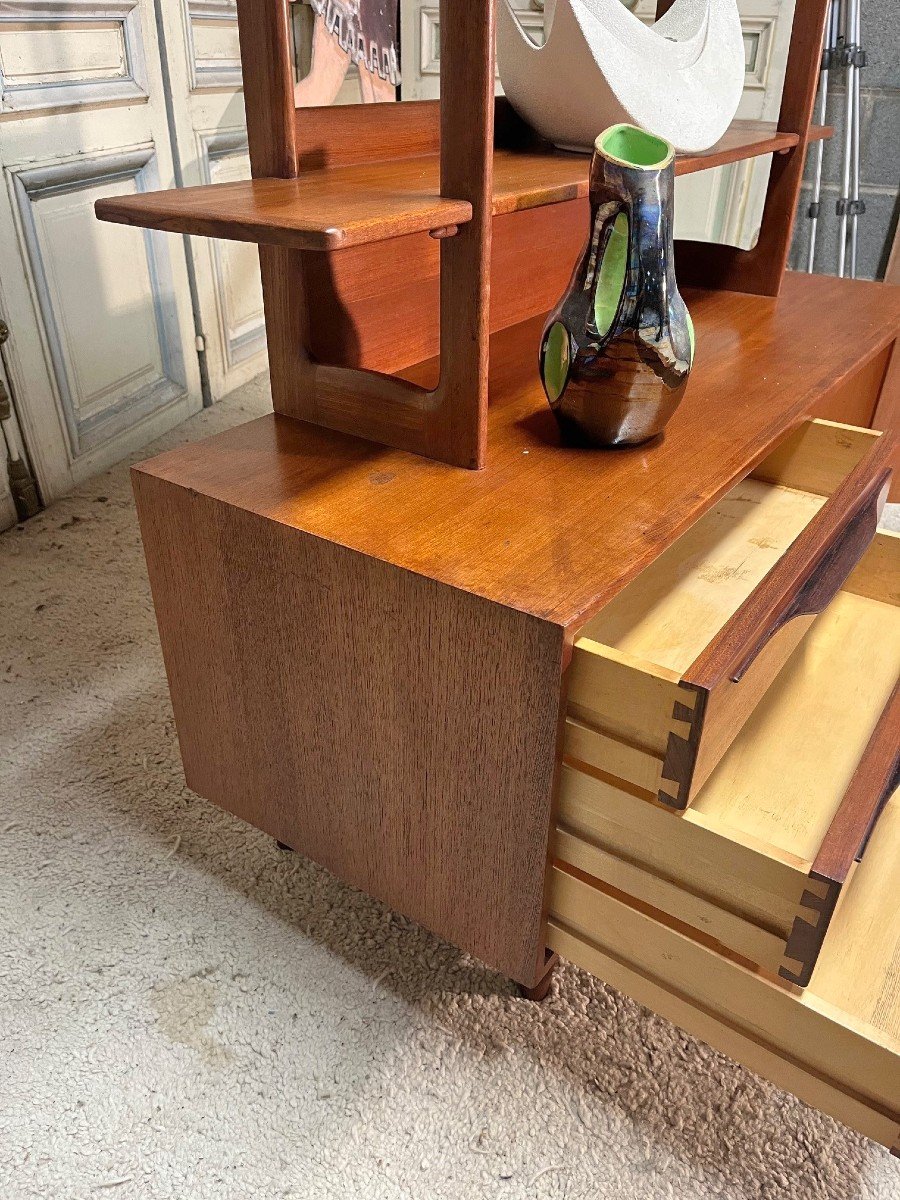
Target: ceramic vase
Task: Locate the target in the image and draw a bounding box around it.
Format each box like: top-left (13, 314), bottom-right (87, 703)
top-left (540, 124), bottom-right (694, 448)
top-left (496, 0), bottom-right (745, 154)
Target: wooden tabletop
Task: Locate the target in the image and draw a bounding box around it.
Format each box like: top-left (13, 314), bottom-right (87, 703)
top-left (136, 273), bottom-right (900, 630)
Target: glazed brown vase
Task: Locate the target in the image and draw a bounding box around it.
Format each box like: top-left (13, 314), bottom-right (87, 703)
top-left (540, 123), bottom-right (694, 447)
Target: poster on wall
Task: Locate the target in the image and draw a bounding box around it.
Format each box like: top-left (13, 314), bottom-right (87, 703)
top-left (294, 0), bottom-right (400, 105)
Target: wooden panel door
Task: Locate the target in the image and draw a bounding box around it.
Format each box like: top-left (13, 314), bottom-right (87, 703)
top-left (0, 0), bottom-right (202, 504)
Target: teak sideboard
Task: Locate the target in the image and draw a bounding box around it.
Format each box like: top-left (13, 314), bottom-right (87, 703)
top-left (98, 0), bottom-right (900, 1154)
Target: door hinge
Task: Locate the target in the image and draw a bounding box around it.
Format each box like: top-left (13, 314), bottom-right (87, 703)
top-left (195, 333), bottom-right (206, 353)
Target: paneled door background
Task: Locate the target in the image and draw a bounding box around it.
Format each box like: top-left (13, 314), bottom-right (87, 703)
top-left (399, 0), bottom-right (547, 99)
top-left (0, 0), bottom-right (203, 514)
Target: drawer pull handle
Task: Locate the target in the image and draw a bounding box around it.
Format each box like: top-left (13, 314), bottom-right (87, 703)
top-left (730, 467), bottom-right (890, 684)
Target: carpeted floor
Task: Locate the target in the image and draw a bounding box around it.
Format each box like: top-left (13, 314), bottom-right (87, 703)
top-left (2, 374), bottom-right (898, 1200)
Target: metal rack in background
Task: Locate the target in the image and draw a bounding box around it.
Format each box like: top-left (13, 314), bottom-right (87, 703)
top-left (805, 0), bottom-right (867, 277)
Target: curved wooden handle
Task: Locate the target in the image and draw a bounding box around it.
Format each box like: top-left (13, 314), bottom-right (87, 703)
top-left (730, 464), bottom-right (891, 684)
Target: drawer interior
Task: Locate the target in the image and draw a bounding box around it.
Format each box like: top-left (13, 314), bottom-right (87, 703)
top-left (557, 531), bottom-right (900, 979)
top-left (690, 571), bottom-right (899, 868)
top-left (567, 418), bottom-right (887, 809)
top-left (576, 420), bottom-right (877, 680)
top-left (547, 783), bottom-right (900, 1150)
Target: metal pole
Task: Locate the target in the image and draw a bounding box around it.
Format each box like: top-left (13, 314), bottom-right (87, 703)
top-left (806, 0), bottom-right (838, 272)
top-left (836, 0), bottom-right (853, 277)
top-left (848, 0), bottom-right (864, 277)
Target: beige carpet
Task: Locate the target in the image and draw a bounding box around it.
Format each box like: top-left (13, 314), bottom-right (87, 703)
top-left (2, 375), bottom-right (898, 1200)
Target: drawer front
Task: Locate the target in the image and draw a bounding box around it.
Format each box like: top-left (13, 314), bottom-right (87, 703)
top-left (557, 531), bottom-right (900, 985)
top-left (547, 784), bottom-right (900, 1152)
top-left (569, 420), bottom-right (891, 810)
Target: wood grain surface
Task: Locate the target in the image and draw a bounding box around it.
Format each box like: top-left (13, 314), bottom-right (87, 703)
top-left (94, 124), bottom-right (830, 252)
top-left (132, 469), bottom-right (564, 985)
top-left (559, 529), bottom-right (900, 987)
top-left (430, 0), bottom-right (496, 467)
top-left (813, 680), bottom-right (900, 886)
top-left (690, 590), bottom-right (900, 869)
top-left (235, 0), bottom-right (296, 181)
top-left (658, 434), bottom-right (893, 807)
top-left (873, 339), bottom-right (900, 501)
top-left (95, 174), bottom-right (474, 251)
top-left (723, 453), bottom-right (890, 684)
top-left (547, 784), bottom-right (900, 1151)
top-left (135, 272), bottom-right (900, 631)
top-left (219, 0), bottom-right (498, 468)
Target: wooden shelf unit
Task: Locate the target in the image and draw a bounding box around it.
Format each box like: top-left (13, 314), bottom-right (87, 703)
top-left (96, 121), bottom-right (832, 253)
top-left (100, 0), bottom-right (900, 1155)
top-left (94, 0), bottom-right (843, 470)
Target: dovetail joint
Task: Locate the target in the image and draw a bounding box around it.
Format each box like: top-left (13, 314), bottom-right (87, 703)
top-left (658, 687), bottom-right (705, 810)
top-left (778, 877), bottom-right (841, 988)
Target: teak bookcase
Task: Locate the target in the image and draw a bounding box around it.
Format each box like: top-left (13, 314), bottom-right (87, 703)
top-left (100, 0), bottom-right (843, 470)
top-left (98, 0), bottom-right (900, 1153)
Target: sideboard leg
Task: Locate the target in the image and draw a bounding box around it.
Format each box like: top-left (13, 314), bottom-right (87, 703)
top-left (519, 952), bottom-right (558, 1002)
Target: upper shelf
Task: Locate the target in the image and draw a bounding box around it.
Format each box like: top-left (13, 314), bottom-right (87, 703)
top-left (95, 121), bottom-right (832, 253)
top-left (493, 121), bottom-right (829, 214)
top-left (96, 172), bottom-right (474, 253)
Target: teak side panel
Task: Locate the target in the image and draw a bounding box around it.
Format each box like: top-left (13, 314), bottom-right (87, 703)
top-left (132, 470), bottom-right (565, 986)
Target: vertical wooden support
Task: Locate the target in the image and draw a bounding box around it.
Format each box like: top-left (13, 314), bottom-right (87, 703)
top-left (673, 0), bottom-right (829, 296)
top-left (236, 0), bottom-right (297, 180)
top-left (431, 2), bottom-right (496, 466)
top-left (234, 0), bottom-right (495, 469)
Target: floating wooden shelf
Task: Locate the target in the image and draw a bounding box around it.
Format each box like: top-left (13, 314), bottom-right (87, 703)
top-left (95, 121), bottom-right (832, 252)
top-left (95, 172), bottom-right (474, 252)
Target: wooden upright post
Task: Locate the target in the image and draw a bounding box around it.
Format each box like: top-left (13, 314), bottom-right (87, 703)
top-left (236, 0), bottom-right (297, 180)
top-left (431, 2), bottom-right (496, 465)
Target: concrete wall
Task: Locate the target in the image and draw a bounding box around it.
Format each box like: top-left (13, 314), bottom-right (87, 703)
top-left (789, 0), bottom-right (899, 280)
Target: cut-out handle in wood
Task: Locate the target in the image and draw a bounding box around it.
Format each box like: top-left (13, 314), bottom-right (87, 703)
top-left (730, 464), bottom-right (890, 683)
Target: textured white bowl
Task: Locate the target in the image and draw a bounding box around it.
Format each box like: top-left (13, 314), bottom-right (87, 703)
top-left (496, 0), bottom-right (746, 154)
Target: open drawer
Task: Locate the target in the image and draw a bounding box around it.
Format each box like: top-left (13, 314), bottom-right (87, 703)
top-left (546, 779), bottom-right (900, 1152)
top-left (556, 530), bottom-right (900, 986)
top-left (567, 419), bottom-right (892, 809)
